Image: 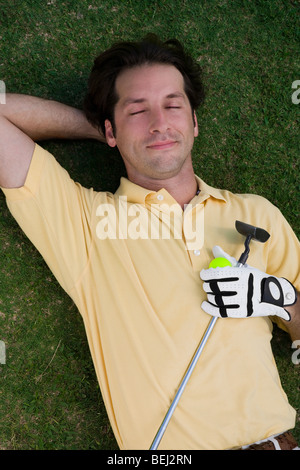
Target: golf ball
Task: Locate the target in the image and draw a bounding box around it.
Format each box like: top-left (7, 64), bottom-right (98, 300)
top-left (209, 257), bottom-right (232, 269)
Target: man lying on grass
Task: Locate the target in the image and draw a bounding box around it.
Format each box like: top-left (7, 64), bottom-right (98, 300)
top-left (0, 34), bottom-right (299, 450)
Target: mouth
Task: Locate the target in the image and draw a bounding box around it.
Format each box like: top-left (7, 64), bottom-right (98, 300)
top-left (147, 141), bottom-right (177, 150)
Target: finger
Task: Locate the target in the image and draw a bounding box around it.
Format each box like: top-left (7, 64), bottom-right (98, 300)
top-left (201, 301), bottom-right (222, 317)
top-left (200, 267), bottom-right (239, 281)
top-left (202, 280), bottom-right (238, 296)
top-left (202, 278), bottom-right (240, 294)
top-left (256, 303), bottom-right (291, 321)
top-left (212, 245), bottom-right (237, 265)
top-left (206, 293), bottom-right (239, 306)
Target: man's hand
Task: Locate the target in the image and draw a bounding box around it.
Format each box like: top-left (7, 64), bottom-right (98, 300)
top-left (200, 247), bottom-right (297, 321)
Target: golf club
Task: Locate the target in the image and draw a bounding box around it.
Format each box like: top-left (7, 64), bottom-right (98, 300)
top-left (150, 220), bottom-right (270, 450)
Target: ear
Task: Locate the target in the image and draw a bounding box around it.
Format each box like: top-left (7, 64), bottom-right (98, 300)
top-left (105, 120), bottom-right (117, 147)
top-left (193, 111), bottom-right (198, 138)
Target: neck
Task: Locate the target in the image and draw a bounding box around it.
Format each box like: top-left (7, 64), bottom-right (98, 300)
top-left (128, 161), bottom-right (198, 209)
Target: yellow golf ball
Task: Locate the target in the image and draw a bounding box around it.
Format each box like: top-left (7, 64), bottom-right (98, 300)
top-left (209, 257), bottom-right (232, 269)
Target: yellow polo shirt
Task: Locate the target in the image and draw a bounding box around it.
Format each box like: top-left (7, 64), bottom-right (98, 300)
top-left (2, 144), bottom-right (299, 450)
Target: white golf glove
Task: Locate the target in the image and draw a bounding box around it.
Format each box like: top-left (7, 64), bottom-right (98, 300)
top-left (200, 246), bottom-right (297, 321)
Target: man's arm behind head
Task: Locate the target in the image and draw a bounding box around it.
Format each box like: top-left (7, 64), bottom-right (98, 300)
top-left (0, 94), bottom-right (105, 189)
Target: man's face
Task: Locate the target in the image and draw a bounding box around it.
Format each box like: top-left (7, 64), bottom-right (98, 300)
top-left (105, 64), bottom-right (198, 184)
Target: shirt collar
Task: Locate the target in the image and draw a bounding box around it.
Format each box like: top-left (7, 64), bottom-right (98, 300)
top-left (114, 176), bottom-right (227, 205)
top-left (115, 177), bottom-right (156, 204)
top-left (194, 176), bottom-right (227, 203)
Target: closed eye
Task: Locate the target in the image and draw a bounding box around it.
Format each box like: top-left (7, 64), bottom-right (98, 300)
top-left (130, 110), bottom-right (146, 115)
top-left (130, 106), bottom-right (180, 115)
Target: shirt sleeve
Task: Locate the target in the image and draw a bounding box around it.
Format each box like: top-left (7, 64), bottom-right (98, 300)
top-left (264, 201), bottom-right (300, 331)
top-left (265, 202), bottom-right (300, 290)
top-left (1, 144), bottom-right (97, 293)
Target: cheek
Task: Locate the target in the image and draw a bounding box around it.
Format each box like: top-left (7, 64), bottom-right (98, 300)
top-left (117, 120), bottom-right (146, 145)
top-left (114, 129), bottom-right (137, 155)
top-left (170, 111), bottom-right (195, 131)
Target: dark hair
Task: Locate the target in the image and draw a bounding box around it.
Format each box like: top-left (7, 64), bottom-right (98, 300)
top-left (83, 34), bottom-right (205, 135)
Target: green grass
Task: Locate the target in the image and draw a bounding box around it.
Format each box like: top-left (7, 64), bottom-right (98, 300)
top-left (0, 0), bottom-right (299, 449)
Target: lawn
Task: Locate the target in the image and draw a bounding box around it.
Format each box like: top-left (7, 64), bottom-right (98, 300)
top-left (0, 0), bottom-right (299, 450)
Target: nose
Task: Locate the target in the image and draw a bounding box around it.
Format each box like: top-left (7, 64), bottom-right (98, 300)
top-left (149, 108), bottom-right (169, 134)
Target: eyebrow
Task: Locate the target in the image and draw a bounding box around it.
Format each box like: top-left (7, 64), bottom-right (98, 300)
top-left (123, 98), bottom-right (147, 107)
top-left (165, 92), bottom-right (185, 100)
top-left (122, 92), bottom-right (186, 107)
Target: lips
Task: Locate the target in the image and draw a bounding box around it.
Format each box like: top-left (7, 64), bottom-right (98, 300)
top-left (147, 141), bottom-right (177, 150)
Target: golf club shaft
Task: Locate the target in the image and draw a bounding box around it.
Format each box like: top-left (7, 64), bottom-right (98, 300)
top-left (150, 220), bottom-right (269, 449)
top-left (150, 316), bottom-right (218, 450)
top-left (150, 260), bottom-right (246, 450)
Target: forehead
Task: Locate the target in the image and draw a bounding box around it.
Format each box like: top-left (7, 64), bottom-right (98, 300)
top-left (115, 64), bottom-right (186, 104)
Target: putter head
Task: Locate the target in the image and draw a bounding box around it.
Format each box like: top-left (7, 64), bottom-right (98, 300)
top-left (235, 220), bottom-right (270, 243)
top-left (235, 220), bottom-right (270, 266)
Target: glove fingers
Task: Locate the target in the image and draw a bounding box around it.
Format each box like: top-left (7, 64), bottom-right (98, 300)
top-left (200, 267), bottom-right (239, 281)
top-left (206, 293), bottom-right (238, 306)
top-left (200, 264), bottom-right (294, 321)
top-left (203, 281), bottom-right (239, 293)
top-left (201, 301), bottom-right (221, 318)
top-left (202, 278), bottom-right (240, 295)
